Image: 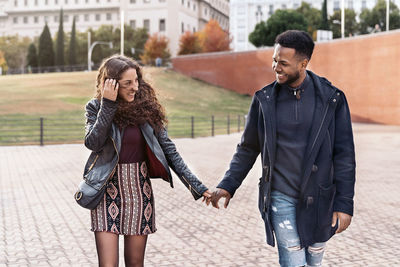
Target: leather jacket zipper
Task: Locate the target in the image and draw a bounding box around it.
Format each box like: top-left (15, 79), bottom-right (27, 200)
top-left (88, 155), bottom-right (99, 171)
top-left (181, 175), bottom-right (200, 196)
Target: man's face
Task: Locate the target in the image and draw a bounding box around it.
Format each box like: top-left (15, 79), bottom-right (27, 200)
top-left (272, 44), bottom-right (306, 87)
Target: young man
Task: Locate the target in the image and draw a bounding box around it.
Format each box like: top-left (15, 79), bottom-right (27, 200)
top-left (210, 30), bottom-right (356, 267)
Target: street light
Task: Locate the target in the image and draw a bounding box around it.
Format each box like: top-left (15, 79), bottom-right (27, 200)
top-left (87, 31), bottom-right (113, 71)
top-left (341, 0), bottom-right (345, 39)
top-left (386, 0), bottom-right (390, 31)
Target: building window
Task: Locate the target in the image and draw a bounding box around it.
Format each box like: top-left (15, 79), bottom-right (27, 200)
top-left (182, 0), bottom-right (184, 5)
top-left (282, 4), bottom-right (286, 9)
top-left (159, 0), bottom-right (165, 2)
top-left (24, 0), bottom-right (27, 6)
top-left (205, 8), bottom-right (207, 15)
top-left (95, 14), bottom-right (100, 21)
top-left (65, 0), bottom-right (68, 4)
top-left (55, 0), bottom-right (58, 4)
top-left (75, 0), bottom-right (79, 4)
top-left (84, 14), bottom-right (89, 21)
top-left (96, 0), bottom-right (99, 3)
top-left (130, 0), bottom-right (136, 3)
top-left (54, 15), bottom-right (58, 22)
top-left (45, 0), bottom-right (48, 4)
top-left (64, 15), bottom-right (69, 22)
top-left (348, 0), bottom-right (353, 10)
top-left (159, 19), bottom-right (165, 31)
top-left (362, 0), bottom-right (367, 10)
top-left (130, 20), bottom-right (136, 29)
top-left (74, 15), bottom-right (79, 22)
top-left (106, 13), bottom-right (111, 20)
top-left (23, 16), bottom-right (28, 23)
top-left (187, 1), bottom-right (190, 8)
top-left (85, 0), bottom-right (88, 3)
top-left (143, 0), bottom-right (150, 3)
top-left (44, 16), bottom-right (49, 23)
top-left (333, 1), bottom-right (340, 11)
top-left (193, 27), bottom-right (196, 32)
top-left (14, 0), bottom-right (17, 6)
top-left (269, 4), bottom-right (274, 15)
top-left (35, 0), bottom-right (38, 5)
top-left (193, 3), bottom-right (196, 11)
top-left (143, 19), bottom-right (150, 31)
top-left (13, 17), bottom-right (18, 24)
top-left (181, 22), bottom-right (184, 33)
top-left (34, 16), bottom-right (38, 23)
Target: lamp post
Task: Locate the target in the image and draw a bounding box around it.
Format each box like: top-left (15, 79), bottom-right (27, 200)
top-left (386, 0), bottom-right (390, 31)
top-left (341, 0), bottom-right (345, 39)
top-left (87, 31), bottom-right (113, 71)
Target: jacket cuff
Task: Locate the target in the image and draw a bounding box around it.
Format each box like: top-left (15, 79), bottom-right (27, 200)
top-left (333, 197), bottom-right (354, 216)
top-left (216, 182), bottom-right (236, 198)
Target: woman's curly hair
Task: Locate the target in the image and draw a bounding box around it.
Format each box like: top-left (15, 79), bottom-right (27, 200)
top-left (95, 55), bottom-right (167, 132)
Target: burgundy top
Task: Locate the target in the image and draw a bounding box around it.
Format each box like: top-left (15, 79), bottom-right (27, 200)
top-left (119, 125), bottom-right (146, 163)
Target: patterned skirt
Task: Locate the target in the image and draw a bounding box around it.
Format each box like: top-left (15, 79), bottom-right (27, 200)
top-left (90, 161), bottom-right (156, 235)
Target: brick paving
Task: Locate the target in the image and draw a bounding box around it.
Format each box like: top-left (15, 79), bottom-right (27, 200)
top-left (0, 123), bottom-right (399, 267)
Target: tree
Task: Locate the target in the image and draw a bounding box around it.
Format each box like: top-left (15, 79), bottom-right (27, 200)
top-left (0, 35), bottom-right (31, 70)
top-left (178, 31), bottom-right (202, 55)
top-left (26, 43), bottom-right (38, 71)
top-left (0, 50), bottom-right (8, 74)
top-left (320, 0), bottom-right (329, 30)
top-left (329, 9), bottom-right (359, 38)
top-left (38, 23), bottom-right (55, 68)
top-left (296, 2), bottom-right (322, 38)
top-left (140, 33), bottom-right (170, 65)
top-left (113, 25), bottom-right (149, 60)
top-left (359, 0), bottom-right (400, 34)
top-left (55, 8), bottom-right (65, 67)
top-left (249, 10), bottom-right (308, 47)
top-left (68, 16), bottom-right (77, 65)
top-left (198, 19), bottom-right (230, 52)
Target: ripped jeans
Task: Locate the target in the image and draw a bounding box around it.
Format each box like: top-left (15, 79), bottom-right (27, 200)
top-left (270, 190), bottom-right (326, 267)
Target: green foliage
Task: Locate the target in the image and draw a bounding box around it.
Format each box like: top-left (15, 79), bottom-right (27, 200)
top-left (68, 17), bottom-right (77, 65)
top-left (26, 43), bottom-right (38, 68)
top-left (296, 2), bottom-right (322, 38)
top-left (38, 23), bottom-right (55, 67)
top-left (0, 35), bottom-right (31, 70)
top-left (55, 8), bottom-right (65, 66)
top-left (329, 9), bottom-right (359, 38)
top-left (320, 0), bottom-right (329, 30)
top-left (359, 0), bottom-right (400, 33)
top-left (249, 10), bottom-right (308, 47)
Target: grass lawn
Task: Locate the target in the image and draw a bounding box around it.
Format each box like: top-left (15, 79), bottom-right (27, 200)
top-left (0, 68), bottom-right (252, 144)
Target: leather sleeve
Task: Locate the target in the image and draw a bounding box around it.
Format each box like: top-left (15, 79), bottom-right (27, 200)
top-left (157, 129), bottom-right (208, 200)
top-left (84, 98), bottom-right (118, 152)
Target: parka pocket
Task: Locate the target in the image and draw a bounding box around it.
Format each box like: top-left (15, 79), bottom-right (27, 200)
top-left (317, 183), bottom-right (336, 229)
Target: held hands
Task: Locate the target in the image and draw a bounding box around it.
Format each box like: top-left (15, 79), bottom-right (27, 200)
top-left (202, 190), bottom-right (212, 204)
top-left (102, 79), bottom-right (119, 102)
top-left (207, 188), bottom-right (231, 209)
top-left (332, 211), bottom-right (352, 234)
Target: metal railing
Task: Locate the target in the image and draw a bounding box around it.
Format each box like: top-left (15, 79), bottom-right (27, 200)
top-left (0, 115), bottom-right (247, 146)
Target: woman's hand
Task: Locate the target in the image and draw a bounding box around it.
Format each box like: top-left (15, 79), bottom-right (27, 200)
top-left (202, 190), bottom-right (212, 205)
top-left (102, 79), bottom-right (119, 101)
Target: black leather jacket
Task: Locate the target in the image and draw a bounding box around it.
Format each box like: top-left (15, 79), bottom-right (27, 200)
top-left (83, 98), bottom-right (208, 200)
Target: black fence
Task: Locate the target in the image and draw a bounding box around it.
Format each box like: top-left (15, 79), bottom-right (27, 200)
top-left (0, 115), bottom-right (247, 146)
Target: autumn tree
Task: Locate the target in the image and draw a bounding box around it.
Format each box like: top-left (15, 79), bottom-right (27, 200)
top-left (178, 31), bottom-right (202, 55)
top-left (198, 19), bottom-right (230, 52)
top-left (140, 33), bottom-right (170, 65)
top-left (0, 35), bottom-right (31, 70)
top-left (0, 50), bottom-right (8, 74)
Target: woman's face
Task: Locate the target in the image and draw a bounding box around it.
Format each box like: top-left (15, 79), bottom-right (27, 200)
top-left (117, 68), bottom-right (139, 102)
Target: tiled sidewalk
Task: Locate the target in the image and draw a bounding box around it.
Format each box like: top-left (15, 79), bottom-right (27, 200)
top-left (0, 123), bottom-right (399, 266)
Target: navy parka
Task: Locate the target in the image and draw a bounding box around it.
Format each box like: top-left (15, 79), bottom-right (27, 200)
top-left (217, 70), bottom-right (356, 248)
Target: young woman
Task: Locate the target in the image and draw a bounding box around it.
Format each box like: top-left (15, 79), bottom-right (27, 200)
top-left (83, 55), bottom-right (211, 266)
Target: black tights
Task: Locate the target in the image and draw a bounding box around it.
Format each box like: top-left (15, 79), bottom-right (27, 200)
top-left (94, 231), bottom-right (148, 267)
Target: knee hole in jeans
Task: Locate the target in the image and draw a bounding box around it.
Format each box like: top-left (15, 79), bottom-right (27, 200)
top-left (308, 245), bottom-right (325, 255)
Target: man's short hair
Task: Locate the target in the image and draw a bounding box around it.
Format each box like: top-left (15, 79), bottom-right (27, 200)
top-left (275, 30), bottom-right (315, 60)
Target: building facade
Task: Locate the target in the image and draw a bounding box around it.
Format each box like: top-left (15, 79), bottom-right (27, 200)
top-left (0, 0), bottom-right (229, 56)
top-left (230, 0), bottom-right (400, 52)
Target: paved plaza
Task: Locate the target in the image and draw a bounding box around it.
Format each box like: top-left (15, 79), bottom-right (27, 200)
top-left (0, 123), bottom-right (399, 266)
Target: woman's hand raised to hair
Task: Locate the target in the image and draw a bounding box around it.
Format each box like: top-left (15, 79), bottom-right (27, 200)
top-left (102, 79), bottom-right (119, 102)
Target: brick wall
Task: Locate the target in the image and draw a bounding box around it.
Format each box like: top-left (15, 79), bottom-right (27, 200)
top-left (172, 30), bottom-right (400, 125)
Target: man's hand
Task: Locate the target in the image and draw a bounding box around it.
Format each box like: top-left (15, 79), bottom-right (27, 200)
top-left (210, 188), bottom-right (231, 209)
top-left (332, 211), bottom-right (352, 234)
